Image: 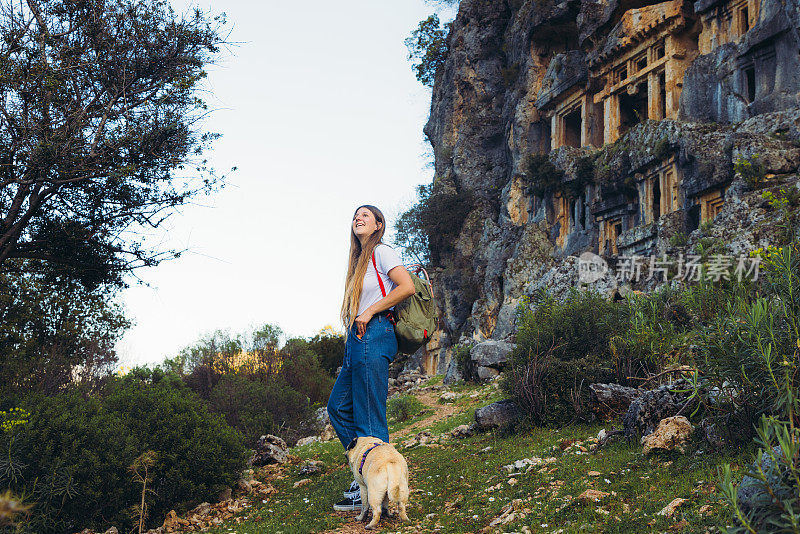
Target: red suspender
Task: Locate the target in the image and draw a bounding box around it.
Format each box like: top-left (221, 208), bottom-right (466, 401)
top-left (371, 251), bottom-right (387, 298)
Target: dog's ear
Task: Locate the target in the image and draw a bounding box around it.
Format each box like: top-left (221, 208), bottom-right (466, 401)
top-left (346, 437), bottom-right (358, 451)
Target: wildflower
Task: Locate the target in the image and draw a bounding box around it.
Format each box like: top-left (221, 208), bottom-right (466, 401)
top-left (0, 408), bottom-right (30, 433)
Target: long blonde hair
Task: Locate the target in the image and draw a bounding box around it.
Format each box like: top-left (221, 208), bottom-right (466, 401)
top-left (340, 205), bottom-right (386, 328)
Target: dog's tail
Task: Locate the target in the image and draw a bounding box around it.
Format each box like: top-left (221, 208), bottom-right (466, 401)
top-left (387, 461), bottom-right (409, 503)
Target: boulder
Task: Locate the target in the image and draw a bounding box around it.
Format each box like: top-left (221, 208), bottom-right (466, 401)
top-left (641, 416), bottom-right (693, 454)
top-left (295, 435), bottom-right (320, 447)
top-left (402, 430), bottom-right (437, 449)
top-left (319, 423), bottom-right (335, 442)
top-left (248, 434), bottom-right (289, 466)
top-left (623, 383), bottom-right (696, 437)
top-left (161, 510), bottom-right (181, 531)
top-left (476, 366), bottom-right (500, 380)
top-left (314, 407), bottom-right (330, 426)
top-left (470, 340), bottom-right (516, 369)
top-left (450, 423), bottom-right (478, 438)
top-left (235, 478), bottom-right (252, 494)
top-left (443, 357), bottom-right (462, 384)
top-left (475, 399), bottom-right (518, 430)
top-left (299, 460), bottom-right (325, 475)
top-left (589, 383), bottom-right (644, 421)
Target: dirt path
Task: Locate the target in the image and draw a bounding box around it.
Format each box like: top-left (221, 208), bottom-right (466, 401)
top-left (391, 390), bottom-right (459, 440)
top-left (325, 512), bottom-right (411, 534)
top-left (320, 389), bottom-right (461, 534)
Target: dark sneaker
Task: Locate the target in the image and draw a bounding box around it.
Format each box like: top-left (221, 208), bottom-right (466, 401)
top-left (343, 479), bottom-right (359, 499)
top-left (333, 494), bottom-right (362, 512)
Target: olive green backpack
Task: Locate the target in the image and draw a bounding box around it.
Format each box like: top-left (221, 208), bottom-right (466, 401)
top-left (371, 254), bottom-right (437, 354)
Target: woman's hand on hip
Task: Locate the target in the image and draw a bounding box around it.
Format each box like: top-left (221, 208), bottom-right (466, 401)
top-left (354, 310), bottom-right (374, 338)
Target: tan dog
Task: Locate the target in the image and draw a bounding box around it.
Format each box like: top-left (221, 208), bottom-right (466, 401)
top-left (345, 436), bottom-right (410, 529)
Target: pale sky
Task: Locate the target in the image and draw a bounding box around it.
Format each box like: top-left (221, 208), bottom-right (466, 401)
top-left (116, 0), bottom-right (456, 367)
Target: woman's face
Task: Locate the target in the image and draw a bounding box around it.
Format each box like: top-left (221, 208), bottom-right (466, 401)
top-left (352, 207), bottom-right (381, 241)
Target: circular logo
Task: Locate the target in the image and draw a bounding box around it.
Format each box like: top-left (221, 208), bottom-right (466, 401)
top-left (578, 252), bottom-right (608, 283)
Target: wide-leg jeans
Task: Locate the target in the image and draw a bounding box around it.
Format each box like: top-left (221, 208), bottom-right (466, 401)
top-left (327, 314), bottom-right (397, 449)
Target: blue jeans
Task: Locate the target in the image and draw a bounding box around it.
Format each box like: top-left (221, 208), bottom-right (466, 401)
top-left (327, 314), bottom-right (398, 449)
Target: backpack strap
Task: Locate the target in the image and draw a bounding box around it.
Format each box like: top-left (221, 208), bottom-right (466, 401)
top-left (371, 251), bottom-right (387, 298)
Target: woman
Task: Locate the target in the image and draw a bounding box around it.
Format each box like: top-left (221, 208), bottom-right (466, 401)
top-left (327, 205), bottom-right (415, 512)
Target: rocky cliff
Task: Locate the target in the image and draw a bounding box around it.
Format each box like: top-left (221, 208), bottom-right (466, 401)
top-left (412, 0), bottom-right (800, 381)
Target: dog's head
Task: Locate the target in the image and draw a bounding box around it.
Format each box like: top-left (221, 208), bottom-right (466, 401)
top-left (345, 436), bottom-right (382, 465)
top-left (344, 436), bottom-right (361, 465)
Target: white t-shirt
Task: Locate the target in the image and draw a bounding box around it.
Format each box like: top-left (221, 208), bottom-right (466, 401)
top-left (357, 244), bottom-right (403, 316)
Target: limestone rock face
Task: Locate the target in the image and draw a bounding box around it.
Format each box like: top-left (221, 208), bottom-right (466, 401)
top-left (640, 416), bottom-right (694, 454)
top-left (681, 0), bottom-right (800, 122)
top-left (418, 0), bottom-right (800, 367)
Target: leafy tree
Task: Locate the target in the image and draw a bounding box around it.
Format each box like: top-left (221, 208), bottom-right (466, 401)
top-left (394, 184), bottom-right (431, 265)
top-left (0, 0), bottom-right (229, 285)
top-left (278, 338), bottom-right (335, 406)
top-left (241, 323), bottom-right (284, 381)
top-left (405, 14), bottom-right (450, 87)
top-left (177, 324), bottom-right (284, 399)
top-left (306, 326), bottom-right (345, 378)
top-left (0, 259), bottom-right (129, 397)
top-left (394, 183), bottom-right (474, 266)
top-left (178, 329), bottom-right (242, 399)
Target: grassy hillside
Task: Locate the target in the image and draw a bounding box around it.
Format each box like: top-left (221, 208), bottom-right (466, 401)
top-left (205, 378), bottom-right (753, 534)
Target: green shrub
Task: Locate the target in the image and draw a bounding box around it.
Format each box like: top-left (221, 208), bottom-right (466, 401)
top-left (502, 290), bottom-right (633, 425)
top-left (210, 373), bottom-right (313, 447)
top-left (652, 137), bottom-right (672, 160)
top-left (305, 329), bottom-right (344, 378)
top-left (0, 260), bottom-right (129, 398)
top-left (501, 288), bottom-right (703, 425)
top-left (701, 244), bottom-right (799, 424)
top-left (712, 243), bottom-right (800, 531)
top-left (735, 154), bottom-right (767, 189)
top-left (387, 395), bottom-right (427, 423)
top-left (694, 236), bottom-right (726, 261)
top-left (174, 325), bottom-right (334, 447)
top-left (278, 339), bottom-right (335, 406)
top-left (721, 415), bottom-right (800, 532)
top-left (669, 232), bottom-right (688, 247)
top-left (571, 155), bottom-right (597, 197)
top-left (525, 154), bottom-right (566, 198)
top-left (527, 153), bottom-right (595, 200)
top-left (762, 188), bottom-right (800, 245)
top-left (4, 370), bottom-right (246, 533)
top-left (677, 274), bottom-right (750, 324)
